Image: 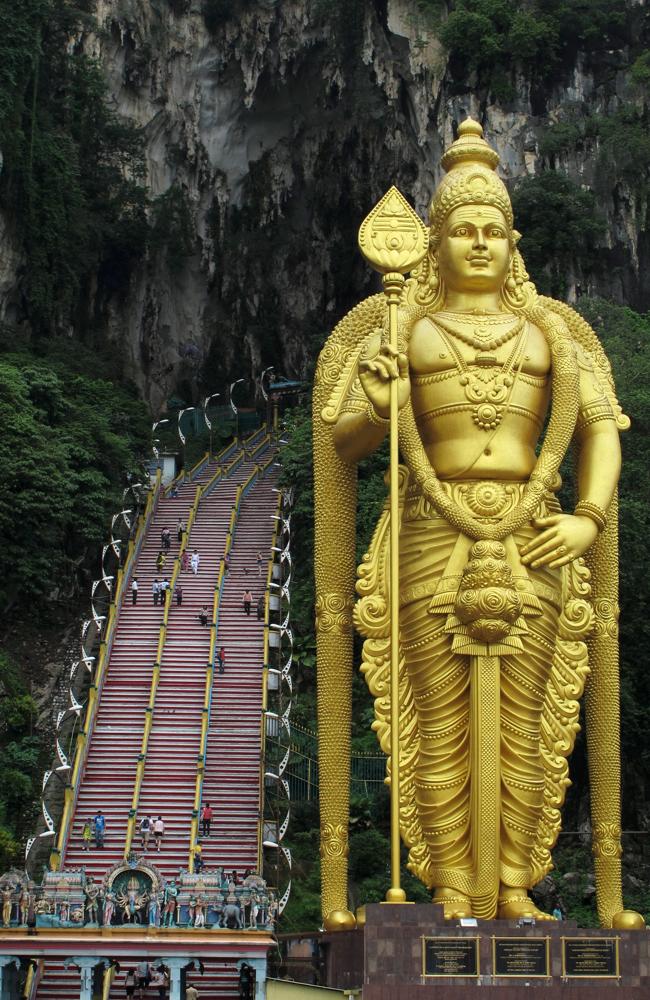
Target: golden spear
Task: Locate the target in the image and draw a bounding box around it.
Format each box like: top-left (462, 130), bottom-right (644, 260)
top-left (358, 187), bottom-right (428, 901)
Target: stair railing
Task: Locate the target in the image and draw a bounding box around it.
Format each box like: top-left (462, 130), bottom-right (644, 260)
top-left (123, 480), bottom-right (202, 856)
top-left (162, 437), bottom-right (240, 497)
top-left (198, 425), bottom-right (270, 500)
top-left (257, 486), bottom-right (284, 872)
top-left (187, 446), bottom-right (276, 871)
top-left (49, 470), bottom-right (163, 871)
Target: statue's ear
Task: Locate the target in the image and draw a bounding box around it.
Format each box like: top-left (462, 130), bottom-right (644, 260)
top-left (512, 229), bottom-right (522, 245)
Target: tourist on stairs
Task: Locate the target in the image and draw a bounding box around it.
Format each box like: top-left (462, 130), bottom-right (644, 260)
top-left (200, 802), bottom-right (213, 836)
top-left (93, 811), bottom-right (105, 848)
top-left (140, 815), bottom-right (151, 851)
top-left (153, 816), bottom-right (164, 851)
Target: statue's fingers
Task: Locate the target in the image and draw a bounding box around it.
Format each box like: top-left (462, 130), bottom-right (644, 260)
top-left (521, 534), bottom-right (559, 563)
top-left (548, 545), bottom-right (575, 569)
top-left (531, 545), bottom-right (568, 568)
top-left (532, 515), bottom-right (560, 527)
top-left (521, 530), bottom-right (557, 557)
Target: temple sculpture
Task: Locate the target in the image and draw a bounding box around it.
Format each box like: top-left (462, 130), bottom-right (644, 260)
top-left (313, 118), bottom-right (644, 932)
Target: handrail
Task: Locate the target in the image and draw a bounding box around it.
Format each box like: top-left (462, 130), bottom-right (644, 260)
top-left (198, 449), bottom-right (244, 500)
top-left (102, 965), bottom-right (115, 1000)
top-left (187, 444), bottom-right (276, 871)
top-left (257, 486), bottom-right (283, 872)
top-left (124, 481), bottom-right (204, 856)
top-left (163, 437), bottom-right (239, 497)
top-left (49, 470), bottom-right (163, 871)
top-left (24, 960), bottom-right (41, 1000)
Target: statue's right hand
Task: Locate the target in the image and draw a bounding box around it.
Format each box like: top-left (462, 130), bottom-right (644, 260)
top-left (358, 343), bottom-right (410, 419)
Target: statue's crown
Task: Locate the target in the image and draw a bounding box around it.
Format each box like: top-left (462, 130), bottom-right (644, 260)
top-left (429, 118), bottom-right (513, 241)
top-left (441, 118), bottom-right (500, 173)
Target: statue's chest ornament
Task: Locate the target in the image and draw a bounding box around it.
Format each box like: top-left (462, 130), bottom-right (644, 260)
top-left (432, 316), bottom-right (528, 430)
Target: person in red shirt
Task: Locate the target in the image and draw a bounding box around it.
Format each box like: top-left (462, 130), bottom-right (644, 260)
top-left (200, 803), bottom-right (213, 836)
top-left (217, 647), bottom-right (225, 674)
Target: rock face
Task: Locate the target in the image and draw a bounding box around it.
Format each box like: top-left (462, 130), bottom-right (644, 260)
top-left (2, 0), bottom-right (648, 408)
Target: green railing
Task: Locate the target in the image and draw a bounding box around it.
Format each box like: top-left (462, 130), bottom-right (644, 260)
top-left (267, 724), bottom-right (387, 802)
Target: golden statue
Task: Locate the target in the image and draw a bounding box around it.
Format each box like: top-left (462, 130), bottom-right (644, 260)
top-left (313, 119), bottom-right (643, 931)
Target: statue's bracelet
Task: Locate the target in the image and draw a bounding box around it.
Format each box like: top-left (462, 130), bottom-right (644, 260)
top-left (365, 403), bottom-right (390, 427)
top-left (574, 500), bottom-right (607, 532)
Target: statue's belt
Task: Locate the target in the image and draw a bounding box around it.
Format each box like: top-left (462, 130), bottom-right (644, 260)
top-left (403, 477), bottom-right (561, 524)
top-left (399, 479), bottom-right (562, 616)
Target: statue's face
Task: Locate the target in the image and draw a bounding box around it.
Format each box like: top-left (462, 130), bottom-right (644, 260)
top-left (437, 204), bottom-right (511, 295)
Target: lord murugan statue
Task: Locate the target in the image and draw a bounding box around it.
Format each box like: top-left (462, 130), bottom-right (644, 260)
top-left (313, 119), bottom-right (643, 931)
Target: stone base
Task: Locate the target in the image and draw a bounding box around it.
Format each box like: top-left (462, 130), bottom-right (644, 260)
top-left (280, 903), bottom-right (650, 996)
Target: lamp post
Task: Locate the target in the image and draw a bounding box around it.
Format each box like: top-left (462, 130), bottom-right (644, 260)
top-left (259, 366), bottom-right (274, 431)
top-left (177, 407), bottom-right (196, 469)
top-left (229, 379), bottom-right (247, 442)
top-left (152, 418), bottom-right (169, 461)
top-left (203, 393), bottom-right (220, 458)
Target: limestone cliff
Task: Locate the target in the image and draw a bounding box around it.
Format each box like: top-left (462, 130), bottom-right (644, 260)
top-left (1, 0), bottom-right (648, 409)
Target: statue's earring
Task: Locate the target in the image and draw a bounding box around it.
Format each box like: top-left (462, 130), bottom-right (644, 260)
top-left (412, 250), bottom-right (443, 309)
top-left (502, 248), bottom-right (529, 310)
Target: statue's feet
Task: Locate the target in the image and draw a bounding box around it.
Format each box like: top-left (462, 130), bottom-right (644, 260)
top-left (433, 887), bottom-right (473, 919)
top-left (497, 888), bottom-right (555, 921)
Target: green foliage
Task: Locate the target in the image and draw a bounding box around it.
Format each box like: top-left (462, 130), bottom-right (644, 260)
top-left (0, 652), bottom-right (43, 870)
top-left (0, 0), bottom-right (148, 334)
top-left (630, 49), bottom-right (650, 86)
top-left (427, 0), bottom-right (638, 100)
top-left (511, 171), bottom-right (604, 297)
top-left (0, 347), bottom-right (149, 610)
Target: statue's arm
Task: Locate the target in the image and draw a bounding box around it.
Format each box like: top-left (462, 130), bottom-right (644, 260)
top-left (521, 346), bottom-right (620, 569)
top-left (574, 345), bottom-right (621, 511)
top-left (332, 329), bottom-right (410, 464)
top-left (333, 408), bottom-right (388, 464)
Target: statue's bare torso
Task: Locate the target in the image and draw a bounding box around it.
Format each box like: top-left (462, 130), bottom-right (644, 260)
top-left (409, 313), bottom-right (551, 481)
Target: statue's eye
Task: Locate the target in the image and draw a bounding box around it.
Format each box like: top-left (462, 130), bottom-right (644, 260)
top-left (453, 227), bottom-right (469, 236)
top-left (489, 228), bottom-right (505, 238)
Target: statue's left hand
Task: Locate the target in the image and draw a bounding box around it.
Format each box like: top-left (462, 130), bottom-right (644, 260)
top-left (520, 514), bottom-right (598, 569)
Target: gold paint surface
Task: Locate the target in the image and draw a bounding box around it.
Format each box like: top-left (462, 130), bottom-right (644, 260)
top-left (313, 118), bottom-right (640, 928)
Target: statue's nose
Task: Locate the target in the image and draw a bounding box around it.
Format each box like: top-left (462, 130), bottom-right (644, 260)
top-left (473, 228), bottom-right (488, 249)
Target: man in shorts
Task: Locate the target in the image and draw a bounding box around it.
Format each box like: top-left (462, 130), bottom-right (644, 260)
top-left (153, 816), bottom-right (164, 851)
top-left (136, 960), bottom-right (150, 999)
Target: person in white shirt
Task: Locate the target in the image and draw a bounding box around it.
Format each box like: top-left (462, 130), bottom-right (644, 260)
top-left (190, 550), bottom-right (200, 574)
top-left (132, 578), bottom-right (139, 605)
top-left (152, 579), bottom-right (161, 606)
top-left (153, 816), bottom-right (165, 852)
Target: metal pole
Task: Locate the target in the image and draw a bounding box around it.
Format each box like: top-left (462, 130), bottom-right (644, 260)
top-left (357, 186), bottom-right (428, 908)
top-left (383, 272), bottom-right (406, 904)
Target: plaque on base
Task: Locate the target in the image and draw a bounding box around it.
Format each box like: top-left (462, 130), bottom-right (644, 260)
top-left (422, 937), bottom-right (479, 977)
top-left (562, 937), bottom-right (620, 978)
top-left (493, 936), bottom-right (550, 977)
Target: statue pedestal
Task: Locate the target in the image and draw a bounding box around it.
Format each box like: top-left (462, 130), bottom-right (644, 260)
top-left (312, 904), bottom-right (650, 996)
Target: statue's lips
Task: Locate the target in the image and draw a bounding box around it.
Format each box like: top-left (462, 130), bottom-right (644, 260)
top-left (468, 257), bottom-right (491, 266)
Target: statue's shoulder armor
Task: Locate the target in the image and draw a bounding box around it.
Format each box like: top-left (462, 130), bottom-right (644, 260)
top-left (538, 296), bottom-right (630, 431)
top-left (315, 294), bottom-right (386, 426)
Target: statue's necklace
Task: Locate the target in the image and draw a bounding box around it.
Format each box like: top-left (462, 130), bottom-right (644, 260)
top-left (433, 320), bottom-right (528, 431)
top-left (434, 311), bottom-right (524, 351)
